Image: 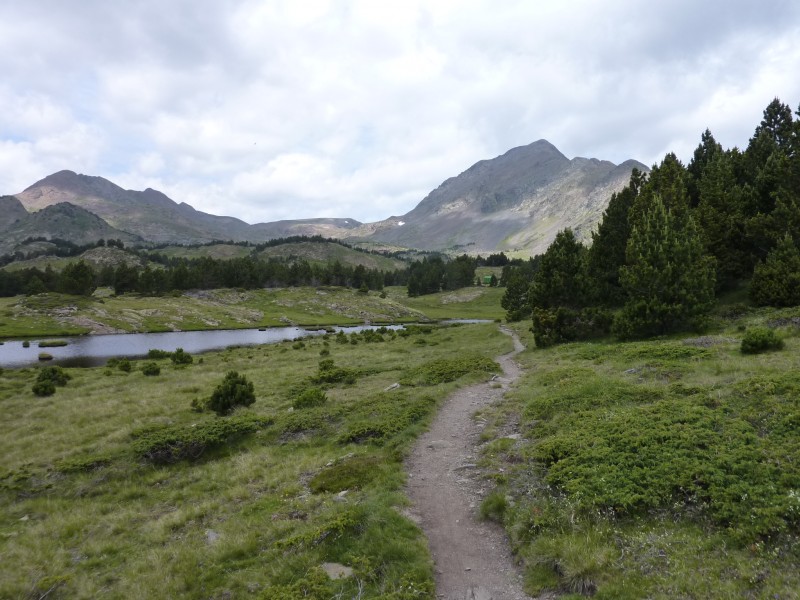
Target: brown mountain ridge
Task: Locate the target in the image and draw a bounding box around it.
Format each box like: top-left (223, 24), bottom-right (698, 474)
top-left (7, 140), bottom-right (647, 256)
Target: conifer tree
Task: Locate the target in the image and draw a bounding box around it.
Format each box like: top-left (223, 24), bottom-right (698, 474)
top-left (587, 169), bottom-right (644, 305)
top-left (528, 229), bottom-right (587, 310)
top-left (628, 153), bottom-right (690, 232)
top-left (615, 196), bottom-right (715, 338)
top-left (750, 234), bottom-right (800, 307)
top-left (695, 151), bottom-right (752, 288)
top-left (687, 129), bottom-right (723, 206)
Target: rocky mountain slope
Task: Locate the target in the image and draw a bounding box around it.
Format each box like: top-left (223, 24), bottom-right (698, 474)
top-left (349, 140), bottom-right (647, 255)
top-left (14, 171), bottom-right (361, 245)
top-left (0, 200), bottom-right (141, 255)
top-left (8, 140), bottom-right (647, 257)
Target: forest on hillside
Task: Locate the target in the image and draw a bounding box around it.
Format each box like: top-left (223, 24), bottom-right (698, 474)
top-left (502, 98), bottom-right (800, 345)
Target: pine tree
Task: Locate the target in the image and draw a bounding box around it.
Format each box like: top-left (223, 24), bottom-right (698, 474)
top-left (528, 229), bottom-right (588, 310)
top-left (687, 129), bottom-right (723, 206)
top-left (501, 269), bottom-right (532, 321)
top-left (628, 153), bottom-right (690, 232)
top-left (587, 169), bottom-right (644, 305)
top-left (615, 196), bottom-right (716, 338)
top-left (750, 234), bottom-right (800, 307)
top-left (695, 151), bottom-right (752, 288)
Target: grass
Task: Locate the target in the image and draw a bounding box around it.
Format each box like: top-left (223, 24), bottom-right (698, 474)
top-left (383, 286), bottom-right (505, 321)
top-left (147, 244), bottom-right (253, 260)
top-left (256, 241), bottom-right (408, 271)
top-left (0, 322), bottom-right (512, 598)
top-left (0, 285), bottom-right (503, 339)
top-left (478, 309), bottom-right (800, 598)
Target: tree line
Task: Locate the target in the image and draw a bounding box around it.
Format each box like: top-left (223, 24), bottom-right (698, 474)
top-left (0, 255), bottom-right (406, 297)
top-left (501, 97), bottom-right (800, 345)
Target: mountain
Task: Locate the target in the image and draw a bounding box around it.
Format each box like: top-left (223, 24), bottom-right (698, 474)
top-left (15, 171), bottom-right (362, 245)
top-left (350, 140), bottom-right (648, 255)
top-left (0, 202), bottom-right (142, 255)
top-left (9, 140), bottom-right (647, 257)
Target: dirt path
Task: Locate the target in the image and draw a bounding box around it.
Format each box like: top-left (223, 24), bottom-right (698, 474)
top-left (405, 327), bottom-right (533, 600)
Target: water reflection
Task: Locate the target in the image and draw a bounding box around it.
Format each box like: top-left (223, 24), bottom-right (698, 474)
top-left (0, 324), bottom-right (404, 369)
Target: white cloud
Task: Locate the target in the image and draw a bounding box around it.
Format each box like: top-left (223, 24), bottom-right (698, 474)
top-left (0, 0), bottom-right (799, 224)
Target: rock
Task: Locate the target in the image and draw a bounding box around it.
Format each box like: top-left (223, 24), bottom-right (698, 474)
top-left (205, 529), bottom-right (220, 544)
top-left (321, 562), bottom-right (353, 580)
top-left (384, 383), bottom-right (401, 391)
top-left (466, 586), bottom-right (493, 600)
top-left (454, 463), bottom-right (478, 471)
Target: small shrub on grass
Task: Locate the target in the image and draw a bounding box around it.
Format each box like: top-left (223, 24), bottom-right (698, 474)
top-left (141, 362), bottom-right (161, 376)
top-left (208, 371), bottom-right (256, 415)
top-left (292, 341), bottom-right (305, 350)
top-left (147, 349), bottom-right (172, 359)
top-left (480, 489), bottom-right (509, 523)
top-left (319, 348), bottom-right (330, 356)
top-left (293, 387), bottom-right (327, 409)
top-left (171, 347), bottom-right (193, 365)
top-left (311, 358), bottom-right (357, 385)
top-left (32, 379), bottom-right (56, 396)
top-left (400, 355), bottom-right (498, 386)
top-left (309, 455), bottom-right (382, 493)
top-left (116, 358), bottom-right (132, 372)
top-left (131, 414), bottom-right (272, 464)
top-left (741, 327), bottom-right (784, 354)
top-left (37, 366), bottom-right (71, 386)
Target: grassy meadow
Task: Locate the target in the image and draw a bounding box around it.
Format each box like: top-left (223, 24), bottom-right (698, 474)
top-left (477, 305), bottom-right (800, 599)
top-left (0, 286), bottom-right (505, 340)
top-left (0, 322), bottom-right (512, 599)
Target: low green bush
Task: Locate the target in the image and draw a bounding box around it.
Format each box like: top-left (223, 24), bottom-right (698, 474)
top-left (309, 455), bottom-right (382, 493)
top-left (32, 379), bottom-right (56, 396)
top-left (37, 366), bottom-right (71, 386)
top-left (147, 349), bottom-right (172, 359)
top-left (400, 354), bottom-right (498, 386)
top-left (480, 489), bottom-right (508, 523)
top-left (141, 362), bottom-right (161, 376)
top-left (171, 348), bottom-right (193, 365)
top-left (131, 414), bottom-right (272, 464)
top-left (292, 387), bottom-right (327, 409)
top-left (741, 327), bottom-right (784, 354)
top-left (207, 371), bottom-right (256, 415)
top-left (311, 358), bottom-right (357, 385)
top-left (116, 358), bottom-right (132, 372)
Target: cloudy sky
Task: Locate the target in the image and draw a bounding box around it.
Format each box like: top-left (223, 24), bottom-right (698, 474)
top-left (1, 1), bottom-right (799, 224)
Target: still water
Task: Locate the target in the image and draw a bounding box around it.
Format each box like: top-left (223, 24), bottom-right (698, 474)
top-left (0, 325), bottom-right (404, 369)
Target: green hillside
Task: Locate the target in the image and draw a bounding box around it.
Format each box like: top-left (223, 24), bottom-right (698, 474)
top-left (147, 244), bottom-right (253, 260)
top-left (257, 241), bottom-right (407, 271)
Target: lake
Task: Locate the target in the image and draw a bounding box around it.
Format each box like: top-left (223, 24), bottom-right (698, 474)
top-left (0, 324), bottom-right (404, 369)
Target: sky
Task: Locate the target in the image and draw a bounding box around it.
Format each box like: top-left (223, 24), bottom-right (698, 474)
top-left (1, 0), bottom-right (799, 225)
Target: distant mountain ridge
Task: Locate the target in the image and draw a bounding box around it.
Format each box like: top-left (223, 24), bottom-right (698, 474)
top-left (349, 140), bottom-right (648, 255)
top-left (7, 140), bottom-right (647, 257)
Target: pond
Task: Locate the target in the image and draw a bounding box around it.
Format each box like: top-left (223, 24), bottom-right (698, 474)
top-left (0, 324), bottom-right (404, 369)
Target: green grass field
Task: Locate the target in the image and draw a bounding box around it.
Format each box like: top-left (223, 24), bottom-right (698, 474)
top-left (0, 286), bottom-right (504, 339)
top-left (0, 322), bottom-right (512, 599)
top-left (477, 306), bottom-right (800, 598)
